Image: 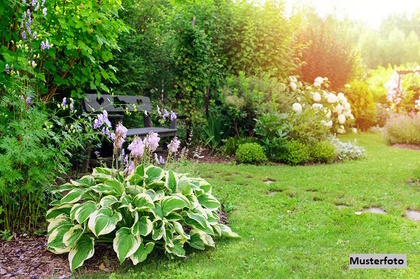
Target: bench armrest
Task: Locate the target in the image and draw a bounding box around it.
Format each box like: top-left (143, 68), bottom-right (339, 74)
top-left (170, 119), bottom-right (177, 129)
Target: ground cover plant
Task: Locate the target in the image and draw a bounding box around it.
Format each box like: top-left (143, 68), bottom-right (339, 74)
top-left (68, 132), bottom-right (420, 278)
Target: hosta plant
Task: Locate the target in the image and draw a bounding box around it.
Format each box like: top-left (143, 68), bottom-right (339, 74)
top-left (46, 165), bottom-right (238, 271)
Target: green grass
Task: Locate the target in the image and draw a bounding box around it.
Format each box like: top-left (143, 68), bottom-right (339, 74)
top-left (77, 133), bottom-right (420, 279)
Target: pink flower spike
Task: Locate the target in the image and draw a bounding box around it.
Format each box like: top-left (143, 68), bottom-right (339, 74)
top-left (144, 131), bottom-right (160, 152)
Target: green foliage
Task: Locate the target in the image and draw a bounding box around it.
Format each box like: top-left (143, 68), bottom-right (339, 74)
top-left (0, 0), bottom-right (129, 101)
top-left (342, 80), bottom-right (377, 131)
top-left (235, 143), bottom-right (267, 164)
top-left (384, 113), bottom-right (420, 145)
top-left (46, 164), bottom-right (238, 271)
top-left (201, 112), bottom-right (224, 149)
top-left (330, 136), bottom-right (366, 161)
top-left (0, 90), bottom-right (97, 234)
top-left (289, 107), bottom-right (331, 145)
top-left (281, 140), bottom-right (310, 166)
top-left (310, 141), bottom-right (337, 164)
top-left (222, 136), bottom-right (254, 157)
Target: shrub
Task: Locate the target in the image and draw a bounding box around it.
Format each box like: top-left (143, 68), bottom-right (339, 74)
top-left (330, 136), bottom-right (366, 161)
top-left (342, 80), bottom-right (377, 131)
top-left (310, 141), bottom-right (337, 163)
top-left (384, 113), bottom-right (420, 145)
top-left (235, 143), bottom-right (267, 164)
top-left (46, 165), bottom-right (238, 271)
top-left (282, 140), bottom-right (310, 166)
top-left (222, 137), bottom-right (255, 156)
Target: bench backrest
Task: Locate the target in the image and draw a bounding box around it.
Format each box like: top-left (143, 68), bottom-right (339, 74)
top-left (83, 94), bottom-right (152, 113)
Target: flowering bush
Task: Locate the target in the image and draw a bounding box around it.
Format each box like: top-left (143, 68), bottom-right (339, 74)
top-left (384, 113), bottom-right (420, 145)
top-left (46, 116), bottom-right (238, 271)
top-left (330, 136), bottom-right (366, 161)
top-left (289, 76), bottom-right (355, 135)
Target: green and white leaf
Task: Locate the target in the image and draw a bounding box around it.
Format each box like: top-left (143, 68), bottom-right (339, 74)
top-left (70, 201), bottom-right (97, 224)
top-left (165, 237), bottom-right (186, 257)
top-left (130, 242), bottom-right (154, 265)
top-left (104, 179), bottom-right (124, 196)
top-left (128, 193), bottom-right (154, 212)
top-left (46, 204), bottom-right (72, 221)
top-left (47, 213), bottom-right (72, 233)
top-left (161, 194), bottom-right (190, 216)
top-left (90, 183), bottom-right (117, 195)
top-left (100, 195), bottom-right (119, 208)
top-left (177, 176), bottom-right (192, 195)
top-left (59, 188), bottom-right (87, 205)
top-left (184, 211), bottom-right (214, 234)
top-left (113, 227), bottom-right (142, 263)
top-left (173, 221), bottom-right (190, 240)
top-left (88, 208), bottom-right (122, 237)
top-left (68, 235), bottom-right (95, 271)
top-left (197, 194), bottom-right (220, 210)
top-left (220, 224), bottom-right (240, 238)
top-left (63, 224), bottom-right (84, 247)
top-left (165, 170), bottom-right (177, 193)
top-left (132, 215), bottom-right (153, 236)
top-left (145, 165), bottom-right (164, 185)
top-left (47, 222), bottom-right (73, 254)
top-left (71, 175), bottom-right (96, 187)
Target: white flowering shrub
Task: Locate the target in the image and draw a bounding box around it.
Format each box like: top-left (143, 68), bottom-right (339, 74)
top-left (289, 76), bottom-right (355, 134)
top-left (46, 112), bottom-right (238, 271)
top-left (329, 136), bottom-right (366, 161)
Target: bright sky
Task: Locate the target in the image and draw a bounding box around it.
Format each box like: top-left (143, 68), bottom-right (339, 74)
top-left (284, 0), bottom-right (420, 29)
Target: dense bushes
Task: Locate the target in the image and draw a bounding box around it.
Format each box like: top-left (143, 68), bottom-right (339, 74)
top-left (342, 80), bottom-right (377, 131)
top-left (384, 113), bottom-right (420, 145)
top-left (236, 143), bottom-right (267, 164)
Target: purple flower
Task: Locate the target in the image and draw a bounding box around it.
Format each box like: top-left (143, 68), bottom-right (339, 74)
top-left (124, 161), bottom-right (135, 175)
top-left (26, 96), bottom-right (33, 105)
top-left (154, 153), bottom-right (164, 164)
top-left (5, 64), bottom-right (9, 72)
top-left (32, 32), bottom-right (36, 39)
top-left (42, 0), bottom-right (46, 6)
top-left (114, 122), bottom-right (128, 150)
top-left (23, 0), bottom-right (27, 4)
top-left (124, 155), bottom-right (129, 165)
top-left (170, 111), bottom-right (177, 121)
top-left (62, 97), bottom-right (67, 108)
top-left (40, 41), bottom-right (46, 50)
top-left (21, 95), bottom-right (25, 102)
top-left (128, 137), bottom-right (145, 159)
top-left (156, 105), bottom-right (161, 116)
top-left (69, 98), bottom-right (74, 112)
top-left (93, 110), bottom-right (111, 129)
top-left (162, 109), bottom-right (169, 120)
top-left (22, 12), bottom-right (26, 21)
top-left (34, 2), bottom-right (39, 11)
top-left (32, 0), bottom-right (37, 6)
top-left (25, 22), bottom-right (32, 35)
top-left (42, 7), bottom-right (47, 17)
top-left (167, 136), bottom-right (180, 154)
top-left (144, 131), bottom-right (160, 152)
top-left (45, 39), bottom-right (50, 49)
top-left (22, 31), bottom-right (27, 40)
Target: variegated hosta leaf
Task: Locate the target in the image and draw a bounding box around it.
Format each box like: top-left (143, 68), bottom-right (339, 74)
top-left (90, 183), bottom-right (118, 195)
top-left (197, 194), bottom-right (221, 210)
top-left (104, 179), bottom-right (124, 196)
top-left (128, 193), bottom-right (154, 212)
top-left (204, 208), bottom-right (219, 225)
top-left (173, 221), bottom-right (190, 240)
top-left (165, 237), bottom-right (186, 258)
top-left (47, 214), bottom-right (72, 233)
top-left (92, 167), bottom-right (115, 181)
top-left (188, 233), bottom-right (205, 250)
top-left (146, 189), bottom-right (165, 202)
top-left (63, 224), bottom-right (84, 247)
top-left (51, 183), bottom-right (74, 194)
top-left (119, 193), bottom-right (133, 209)
top-left (132, 215), bottom-right (153, 236)
top-left (88, 208), bottom-right (122, 237)
top-left (189, 229), bottom-right (215, 248)
top-left (165, 170), bottom-right (177, 193)
top-left (59, 188), bottom-right (87, 205)
top-left (100, 195), bottom-right (119, 208)
top-left (219, 224), bottom-right (240, 238)
top-left (71, 175), bottom-right (96, 187)
top-left (161, 194), bottom-right (190, 216)
top-left (152, 204), bottom-right (163, 219)
top-left (70, 201), bottom-right (97, 224)
top-left (212, 223), bottom-right (222, 237)
top-left (130, 242), bottom-right (155, 265)
top-left (152, 220), bottom-right (165, 240)
top-left (46, 204), bottom-right (73, 221)
top-left (113, 227), bottom-right (142, 263)
top-left (177, 176), bottom-right (192, 196)
top-left (68, 235), bottom-right (95, 271)
top-left (189, 177), bottom-right (211, 192)
top-left (47, 220), bottom-right (73, 254)
top-left (145, 165), bottom-right (164, 186)
top-left (184, 211), bottom-right (214, 235)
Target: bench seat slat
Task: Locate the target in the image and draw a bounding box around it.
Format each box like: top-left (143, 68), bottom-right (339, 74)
top-left (127, 127), bottom-right (177, 137)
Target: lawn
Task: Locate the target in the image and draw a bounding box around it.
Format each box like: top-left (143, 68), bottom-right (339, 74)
top-left (80, 133), bottom-right (420, 279)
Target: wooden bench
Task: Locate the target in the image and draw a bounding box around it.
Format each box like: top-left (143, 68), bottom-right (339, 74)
top-left (83, 94), bottom-right (177, 138)
top-left (82, 94), bottom-right (177, 170)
